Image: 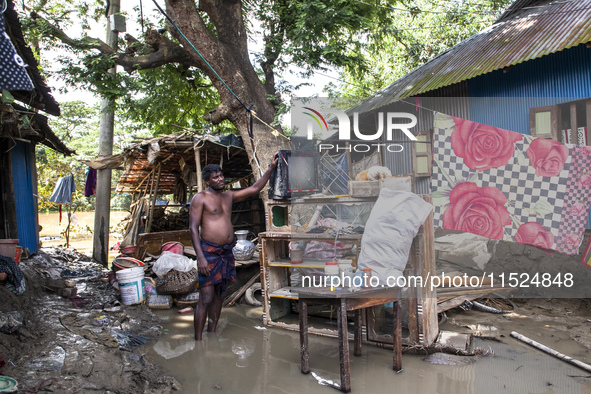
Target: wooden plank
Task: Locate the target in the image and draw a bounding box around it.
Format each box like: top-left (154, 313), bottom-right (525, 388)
top-left (135, 229), bottom-right (193, 260)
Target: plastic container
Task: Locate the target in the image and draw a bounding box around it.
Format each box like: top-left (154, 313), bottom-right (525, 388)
top-left (147, 295), bottom-right (173, 309)
top-left (0, 239), bottom-right (18, 260)
top-left (325, 262), bottom-right (339, 289)
top-left (362, 268), bottom-right (373, 288)
top-left (116, 266), bottom-right (146, 305)
top-left (337, 259), bottom-right (353, 276)
top-left (289, 242), bottom-right (304, 264)
top-left (14, 247), bottom-right (22, 264)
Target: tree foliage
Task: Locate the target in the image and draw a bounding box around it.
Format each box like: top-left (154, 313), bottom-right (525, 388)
top-left (337, 0), bottom-right (513, 97)
top-left (36, 101), bottom-right (139, 212)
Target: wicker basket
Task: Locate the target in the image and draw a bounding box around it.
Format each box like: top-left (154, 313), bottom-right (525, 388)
top-left (156, 268), bottom-right (198, 295)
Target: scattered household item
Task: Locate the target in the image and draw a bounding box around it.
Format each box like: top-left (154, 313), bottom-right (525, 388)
top-left (147, 295), bottom-right (173, 310)
top-left (244, 283), bottom-right (262, 307)
top-left (175, 291), bottom-right (200, 308)
top-left (120, 245), bottom-right (137, 256)
top-left (13, 247), bottom-right (22, 264)
top-left (156, 268), bottom-right (198, 295)
top-left (112, 257), bottom-right (144, 272)
top-left (0, 239), bottom-right (18, 260)
top-left (233, 230), bottom-right (255, 260)
top-left (0, 255), bottom-right (25, 295)
top-left (144, 277), bottom-right (157, 296)
top-left (289, 242), bottom-right (304, 264)
top-left (178, 307), bottom-right (193, 314)
top-left (0, 311), bottom-right (22, 334)
top-left (153, 251), bottom-right (196, 277)
top-left (161, 241), bottom-right (184, 255)
top-left (0, 376), bottom-right (18, 393)
top-left (355, 166), bottom-right (392, 181)
top-left (115, 266), bottom-right (146, 305)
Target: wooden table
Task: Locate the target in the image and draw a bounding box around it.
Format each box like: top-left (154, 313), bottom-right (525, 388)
top-left (298, 286), bottom-right (402, 392)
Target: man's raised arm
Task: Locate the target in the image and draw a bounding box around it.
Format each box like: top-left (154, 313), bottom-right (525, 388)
top-left (233, 152), bottom-right (279, 202)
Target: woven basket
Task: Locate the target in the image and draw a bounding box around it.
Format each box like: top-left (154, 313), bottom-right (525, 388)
top-left (156, 268), bottom-right (198, 295)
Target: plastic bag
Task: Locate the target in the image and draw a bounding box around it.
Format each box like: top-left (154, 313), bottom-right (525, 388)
top-left (358, 189), bottom-right (433, 285)
top-left (153, 251), bottom-right (196, 277)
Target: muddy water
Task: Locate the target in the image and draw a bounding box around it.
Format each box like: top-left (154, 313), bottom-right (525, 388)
top-left (38, 210), bottom-right (128, 259)
top-left (146, 305), bottom-right (591, 394)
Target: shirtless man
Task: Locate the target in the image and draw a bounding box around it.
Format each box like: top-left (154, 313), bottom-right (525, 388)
top-left (190, 152), bottom-right (279, 340)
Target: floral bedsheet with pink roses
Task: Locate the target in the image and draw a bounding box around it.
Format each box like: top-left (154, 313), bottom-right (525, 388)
top-left (432, 113), bottom-right (591, 255)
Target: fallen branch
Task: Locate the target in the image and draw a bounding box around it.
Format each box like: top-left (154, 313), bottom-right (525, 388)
top-left (511, 331), bottom-right (591, 373)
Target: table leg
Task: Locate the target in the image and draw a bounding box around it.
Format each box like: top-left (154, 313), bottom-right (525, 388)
top-left (338, 299), bottom-right (351, 392)
top-left (393, 299), bottom-right (402, 372)
top-left (300, 300), bottom-right (310, 374)
top-left (354, 309), bottom-right (362, 356)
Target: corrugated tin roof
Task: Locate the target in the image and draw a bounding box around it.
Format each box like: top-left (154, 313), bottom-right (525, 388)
top-left (352, 0), bottom-right (591, 114)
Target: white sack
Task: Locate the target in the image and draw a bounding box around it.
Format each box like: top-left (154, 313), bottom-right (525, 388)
top-left (153, 251), bottom-right (197, 277)
top-left (358, 189), bottom-right (433, 285)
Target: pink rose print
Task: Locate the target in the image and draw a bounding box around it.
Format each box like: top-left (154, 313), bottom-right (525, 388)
top-left (442, 182), bottom-right (511, 239)
top-left (526, 138), bottom-right (569, 177)
top-left (515, 222), bottom-right (554, 249)
top-left (564, 233), bottom-right (582, 248)
top-left (577, 173), bottom-right (591, 188)
top-left (579, 146), bottom-right (591, 157)
top-left (451, 118), bottom-right (523, 171)
top-left (569, 201), bottom-right (587, 216)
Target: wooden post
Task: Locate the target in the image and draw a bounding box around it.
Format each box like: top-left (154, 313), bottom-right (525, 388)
top-left (393, 299), bottom-right (402, 372)
top-left (195, 146), bottom-right (203, 192)
top-left (570, 103), bottom-right (578, 145)
top-left (354, 309), bottom-right (362, 356)
top-left (146, 164), bottom-right (161, 233)
top-left (338, 299), bottom-right (351, 393)
top-left (299, 300), bottom-right (310, 374)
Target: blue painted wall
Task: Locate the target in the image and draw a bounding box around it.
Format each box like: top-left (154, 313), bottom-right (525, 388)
top-left (12, 141), bottom-right (38, 253)
top-left (467, 43), bottom-right (591, 229)
top-left (468, 43), bottom-right (591, 134)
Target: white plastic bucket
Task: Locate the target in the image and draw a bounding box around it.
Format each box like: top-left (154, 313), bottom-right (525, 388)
top-left (116, 266), bottom-right (146, 305)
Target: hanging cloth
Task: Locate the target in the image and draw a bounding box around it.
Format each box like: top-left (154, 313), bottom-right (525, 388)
top-left (84, 167), bottom-right (97, 197)
top-left (0, 4), bottom-right (34, 91)
top-left (49, 174), bottom-right (76, 204)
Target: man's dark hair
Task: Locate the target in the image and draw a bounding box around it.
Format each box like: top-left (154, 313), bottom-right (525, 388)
top-left (202, 164), bottom-right (222, 181)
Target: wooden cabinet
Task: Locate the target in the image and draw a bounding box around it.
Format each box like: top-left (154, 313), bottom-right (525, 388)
top-left (260, 195), bottom-right (438, 346)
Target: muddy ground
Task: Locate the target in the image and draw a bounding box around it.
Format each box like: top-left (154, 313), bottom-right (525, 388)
top-left (2, 247), bottom-right (591, 393)
top-left (0, 248), bottom-right (180, 393)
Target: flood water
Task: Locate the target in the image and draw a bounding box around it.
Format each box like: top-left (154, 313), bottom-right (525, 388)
top-left (146, 305), bottom-right (591, 394)
top-left (38, 210), bottom-right (128, 259)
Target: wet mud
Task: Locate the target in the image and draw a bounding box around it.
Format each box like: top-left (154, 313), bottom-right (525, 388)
top-left (0, 248), bottom-right (179, 393)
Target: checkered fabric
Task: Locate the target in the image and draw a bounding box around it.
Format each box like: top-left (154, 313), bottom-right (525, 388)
top-left (432, 113), bottom-right (589, 255)
top-left (556, 147), bottom-right (591, 254)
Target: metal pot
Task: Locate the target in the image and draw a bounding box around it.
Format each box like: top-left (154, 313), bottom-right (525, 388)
top-left (233, 230), bottom-right (255, 260)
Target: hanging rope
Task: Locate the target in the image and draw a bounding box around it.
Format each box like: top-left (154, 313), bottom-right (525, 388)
top-left (150, 0), bottom-right (290, 142)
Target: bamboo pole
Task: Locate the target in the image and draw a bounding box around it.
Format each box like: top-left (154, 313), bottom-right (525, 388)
top-left (195, 145), bottom-right (203, 192)
top-left (510, 331), bottom-right (591, 373)
top-left (146, 164), bottom-right (162, 233)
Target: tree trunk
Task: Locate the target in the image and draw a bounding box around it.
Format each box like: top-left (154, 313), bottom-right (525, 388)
top-left (165, 0), bottom-right (289, 190)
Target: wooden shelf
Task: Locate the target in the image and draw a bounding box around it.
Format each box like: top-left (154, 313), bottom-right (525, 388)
top-left (268, 259), bottom-right (329, 269)
top-left (269, 286), bottom-right (299, 300)
top-left (259, 231), bottom-right (362, 241)
top-left (268, 196), bottom-right (377, 205)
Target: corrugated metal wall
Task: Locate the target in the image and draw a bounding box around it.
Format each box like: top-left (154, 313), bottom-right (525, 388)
top-left (467, 43), bottom-right (591, 133)
top-left (12, 141), bottom-right (38, 253)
